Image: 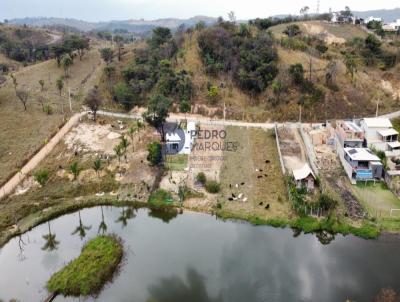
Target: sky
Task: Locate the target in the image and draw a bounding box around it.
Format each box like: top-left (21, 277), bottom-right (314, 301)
top-left (0, 0), bottom-right (399, 22)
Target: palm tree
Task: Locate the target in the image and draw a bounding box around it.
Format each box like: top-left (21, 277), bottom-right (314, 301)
top-left (70, 161), bottom-right (80, 180)
top-left (128, 126), bottom-right (135, 152)
top-left (137, 120), bottom-right (144, 142)
top-left (71, 211), bottom-right (92, 240)
top-left (114, 144), bottom-right (123, 164)
top-left (115, 206), bottom-right (136, 228)
top-left (61, 54), bottom-right (73, 77)
top-left (120, 136), bottom-right (129, 162)
top-left (93, 157), bottom-right (102, 178)
top-left (41, 221), bottom-right (60, 251)
top-left (98, 206), bottom-right (108, 234)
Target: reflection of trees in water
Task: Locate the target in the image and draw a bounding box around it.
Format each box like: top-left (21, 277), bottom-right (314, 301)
top-left (316, 230), bottom-right (335, 245)
top-left (115, 206), bottom-right (136, 228)
top-left (373, 287), bottom-right (400, 302)
top-left (17, 234), bottom-right (26, 261)
top-left (42, 221), bottom-right (60, 251)
top-left (147, 268), bottom-right (222, 302)
top-left (148, 208), bottom-right (178, 223)
top-left (98, 206), bottom-right (108, 234)
top-left (71, 211), bottom-right (92, 240)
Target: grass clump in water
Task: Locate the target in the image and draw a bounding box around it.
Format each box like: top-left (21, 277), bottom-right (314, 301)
top-left (47, 235), bottom-right (123, 297)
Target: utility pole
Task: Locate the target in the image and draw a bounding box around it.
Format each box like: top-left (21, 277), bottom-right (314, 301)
top-left (316, 0), bottom-right (320, 14)
top-left (69, 87), bottom-right (72, 113)
top-left (375, 99), bottom-right (380, 117)
top-left (223, 101), bottom-right (226, 124)
top-left (299, 104), bottom-right (302, 124)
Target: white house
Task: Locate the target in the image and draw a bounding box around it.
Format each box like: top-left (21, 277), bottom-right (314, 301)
top-left (365, 16), bottom-right (382, 23)
top-left (343, 147), bottom-right (383, 180)
top-left (389, 19), bottom-right (400, 31)
top-left (165, 121), bottom-right (197, 155)
top-left (360, 118), bottom-right (399, 152)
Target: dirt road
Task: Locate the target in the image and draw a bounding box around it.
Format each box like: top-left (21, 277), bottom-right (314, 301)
top-left (0, 112), bottom-right (86, 200)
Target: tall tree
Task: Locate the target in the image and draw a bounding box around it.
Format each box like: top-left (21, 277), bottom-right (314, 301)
top-left (114, 35), bottom-right (124, 61)
top-left (143, 94), bottom-right (171, 141)
top-left (71, 211), bottom-right (92, 240)
top-left (41, 222), bottom-right (60, 251)
top-left (84, 86), bottom-right (102, 121)
top-left (61, 54), bottom-right (73, 77)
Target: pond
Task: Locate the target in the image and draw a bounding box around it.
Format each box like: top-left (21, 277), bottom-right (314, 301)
top-left (0, 206), bottom-right (400, 302)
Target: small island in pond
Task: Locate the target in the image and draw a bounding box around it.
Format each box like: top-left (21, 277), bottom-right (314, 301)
top-left (47, 235), bottom-right (123, 297)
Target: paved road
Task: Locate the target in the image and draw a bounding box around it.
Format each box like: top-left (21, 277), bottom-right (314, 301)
top-left (0, 112), bottom-right (86, 200)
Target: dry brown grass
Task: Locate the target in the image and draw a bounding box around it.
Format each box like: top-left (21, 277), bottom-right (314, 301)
top-left (0, 47), bottom-right (104, 185)
top-left (218, 126), bottom-right (291, 221)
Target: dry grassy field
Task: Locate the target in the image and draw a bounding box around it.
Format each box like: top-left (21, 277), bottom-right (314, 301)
top-left (218, 126), bottom-right (291, 221)
top-left (0, 48), bottom-right (103, 185)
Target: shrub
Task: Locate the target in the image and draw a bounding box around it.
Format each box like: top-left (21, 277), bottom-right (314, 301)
top-left (207, 85), bottom-right (220, 104)
top-left (289, 63), bottom-right (305, 85)
top-left (318, 194), bottom-right (338, 211)
top-left (44, 104), bottom-right (53, 115)
top-left (34, 169), bottom-right (49, 186)
top-left (196, 172), bottom-right (207, 185)
top-left (148, 189), bottom-right (173, 205)
top-left (147, 141), bottom-right (162, 166)
top-left (70, 161), bottom-right (80, 180)
top-left (205, 180), bottom-right (220, 193)
top-left (283, 24), bottom-right (302, 37)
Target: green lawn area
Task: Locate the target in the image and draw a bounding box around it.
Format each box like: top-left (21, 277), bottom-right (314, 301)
top-left (47, 235), bottom-right (123, 297)
top-left (352, 182), bottom-right (400, 217)
top-left (165, 154), bottom-right (188, 171)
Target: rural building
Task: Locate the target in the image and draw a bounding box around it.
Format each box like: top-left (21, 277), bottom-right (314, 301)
top-left (293, 164), bottom-right (316, 191)
top-left (165, 121), bottom-right (197, 155)
top-left (336, 120), bottom-right (364, 148)
top-left (343, 147), bottom-right (383, 180)
top-left (389, 19), bottom-right (400, 31)
top-left (365, 16), bottom-right (382, 23)
top-left (360, 118), bottom-right (399, 152)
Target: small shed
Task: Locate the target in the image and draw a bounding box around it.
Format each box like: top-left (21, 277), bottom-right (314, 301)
top-left (293, 164), bottom-right (316, 191)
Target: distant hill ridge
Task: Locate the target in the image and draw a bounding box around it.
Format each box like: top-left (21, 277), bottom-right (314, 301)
top-left (7, 8), bottom-right (400, 33)
top-left (7, 16), bottom-right (217, 33)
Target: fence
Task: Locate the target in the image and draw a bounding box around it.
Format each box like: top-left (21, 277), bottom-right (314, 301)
top-left (274, 124), bottom-right (286, 175)
top-left (298, 125), bottom-right (319, 176)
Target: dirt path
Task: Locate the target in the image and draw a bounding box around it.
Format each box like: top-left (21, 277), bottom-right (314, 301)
top-left (0, 112), bottom-right (86, 200)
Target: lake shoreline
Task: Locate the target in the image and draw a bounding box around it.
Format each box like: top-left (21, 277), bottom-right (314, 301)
top-left (0, 195), bottom-right (385, 248)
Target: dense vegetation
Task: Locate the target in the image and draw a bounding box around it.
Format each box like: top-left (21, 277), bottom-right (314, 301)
top-left (47, 235), bottom-right (123, 297)
top-left (0, 25), bottom-right (89, 65)
top-left (198, 20), bottom-right (278, 95)
top-left (108, 26), bottom-right (193, 111)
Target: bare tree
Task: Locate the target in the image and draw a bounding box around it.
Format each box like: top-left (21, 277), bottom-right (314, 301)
top-left (16, 89), bottom-right (29, 111)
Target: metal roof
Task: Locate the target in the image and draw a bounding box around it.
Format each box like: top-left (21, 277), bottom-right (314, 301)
top-left (378, 128), bottom-right (399, 137)
top-left (388, 141), bottom-right (400, 149)
top-left (293, 164), bottom-right (315, 181)
top-left (362, 118), bottom-right (393, 128)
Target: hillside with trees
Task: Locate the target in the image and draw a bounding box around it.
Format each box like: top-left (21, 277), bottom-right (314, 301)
top-left (98, 12), bottom-right (400, 122)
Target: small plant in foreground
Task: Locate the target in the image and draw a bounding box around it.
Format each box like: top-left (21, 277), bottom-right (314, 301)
top-left (205, 180), bottom-right (220, 193)
top-left (34, 169), bottom-right (49, 186)
top-left (196, 172), bottom-right (207, 185)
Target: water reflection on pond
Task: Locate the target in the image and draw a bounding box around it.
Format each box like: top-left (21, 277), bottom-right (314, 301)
top-left (0, 206), bottom-right (400, 302)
